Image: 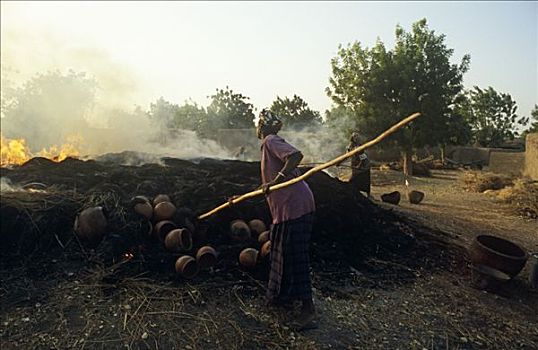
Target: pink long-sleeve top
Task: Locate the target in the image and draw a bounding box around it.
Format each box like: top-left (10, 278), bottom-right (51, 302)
top-left (261, 134), bottom-right (315, 225)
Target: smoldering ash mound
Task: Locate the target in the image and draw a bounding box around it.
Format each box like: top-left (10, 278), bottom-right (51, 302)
top-left (0, 152), bottom-right (456, 283)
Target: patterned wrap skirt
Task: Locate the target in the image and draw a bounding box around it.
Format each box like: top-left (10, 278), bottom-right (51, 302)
top-left (266, 212), bottom-right (314, 302)
top-left (350, 168), bottom-right (371, 194)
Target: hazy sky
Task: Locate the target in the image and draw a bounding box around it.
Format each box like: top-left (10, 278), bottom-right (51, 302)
top-left (1, 1), bottom-right (537, 118)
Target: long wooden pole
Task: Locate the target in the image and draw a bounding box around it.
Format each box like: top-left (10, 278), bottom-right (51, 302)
top-left (198, 112), bottom-right (421, 220)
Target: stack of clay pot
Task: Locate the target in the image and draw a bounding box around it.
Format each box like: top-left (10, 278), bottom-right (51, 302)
top-left (236, 219), bottom-right (271, 268)
top-left (131, 193), bottom-right (217, 279)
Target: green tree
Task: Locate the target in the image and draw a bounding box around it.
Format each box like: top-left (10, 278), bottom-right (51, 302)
top-left (147, 98), bottom-right (209, 136)
top-left (326, 18), bottom-right (470, 175)
top-left (147, 97), bottom-right (178, 129)
top-left (1, 70), bottom-right (96, 150)
top-left (269, 95), bottom-right (322, 129)
top-left (170, 100), bottom-right (207, 133)
top-left (325, 105), bottom-right (358, 132)
top-left (456, 86), bottom-right (527, 147)
top-left (203, 87), bottom-right (255, 138)
top-left (434, 93), bottom-right (473, 161)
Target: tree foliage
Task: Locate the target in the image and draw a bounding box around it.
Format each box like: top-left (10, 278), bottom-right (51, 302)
top-left (171, 100), bottom-right (207, 132)
top-left (1, 70), bottom-right (96, 150)
top-left (147, 97), bottom-right (178, 129)
top-left (326, 18), bottom-right (470, 174)
top-left (456, 86), bottom-right (527, 147)
top-left (206, 87), bottom-right (255, 130)
top-left (147, 97), bottom-right (209, 141)
top-left (269, 95), bottom-right (322, 129)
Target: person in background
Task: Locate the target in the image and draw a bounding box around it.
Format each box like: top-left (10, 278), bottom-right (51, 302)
top-left (256, 108), bottom-right (317, 331)
top-left (343, 132), bottom-right (371, 198)
top-left (234, 145), bottom-right (247, 160)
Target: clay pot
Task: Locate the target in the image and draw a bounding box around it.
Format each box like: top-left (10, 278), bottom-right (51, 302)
top-left (134, 202), bottom-right (153, 220)
top-left (381, 191), bottom-right (401, 205)
top-left (131, 195), bottom-right (150, 205)
top-left (407, 190), bottom-right (425, 204)
top-left (248, 219), bottom-right (267, 237)
top-left (175, 256), bottom-right (198, 279)
top-left (164, 228), bottom-right (193, 252)
top-left (258, 230), bottom-right (270, 245)
top-left (260, 240), bottom-right (271, 259)
top-left (154, 201), bottom-right (176, 222)
top-left (469, 235), bottom-right (528, 278)
top-left (196, 246), bottom-right (217, 268)
top-left (153, 194), bottom-right (171, 206)
top-left (230, 220), bottom-right (251, 241)
top-left (239, 248), bottom-right (258, 268)
top-left (74, 206), bottom-right (107, 244)
top-left (153, 220), bottom-right (177, 241)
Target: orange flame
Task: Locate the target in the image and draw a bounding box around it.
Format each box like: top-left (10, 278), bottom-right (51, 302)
top-left (1, 134), bottom-right (83, 167)
top-left (1, 135), bottom-right (31, 166)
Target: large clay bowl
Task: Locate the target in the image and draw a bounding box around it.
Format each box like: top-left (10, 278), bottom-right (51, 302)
top-left (469, 235), bottom-right (528, 278)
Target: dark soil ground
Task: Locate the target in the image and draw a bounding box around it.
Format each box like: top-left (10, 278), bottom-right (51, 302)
top-left (0, 155), bottom-right (536, 349)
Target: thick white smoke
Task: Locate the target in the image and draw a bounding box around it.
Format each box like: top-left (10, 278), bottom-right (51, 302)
top-left (0, 28), bottom-right (236, 163)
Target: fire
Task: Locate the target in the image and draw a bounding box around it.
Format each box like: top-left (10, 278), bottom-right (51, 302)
top-left (1, 134), bottom-right (83, 167)
top-left (0, 135), bottom-right (30, 166)
top-left (38, 135), bottom-right (83, 162)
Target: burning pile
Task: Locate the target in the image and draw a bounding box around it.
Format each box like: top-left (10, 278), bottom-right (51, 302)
top-left (1, 154), bottom-right (421, 280)
top-left (0, 134), bottom-right (83, 167)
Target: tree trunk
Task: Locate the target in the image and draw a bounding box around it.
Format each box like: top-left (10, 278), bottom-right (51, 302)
top-left (440, 144), bottom-right (445, 164)
top-left (402, 150), bottom-right (413, 177)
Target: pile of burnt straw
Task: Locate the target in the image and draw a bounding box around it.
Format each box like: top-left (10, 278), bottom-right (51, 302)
top-left (1, 152), bottom-right (425, 279)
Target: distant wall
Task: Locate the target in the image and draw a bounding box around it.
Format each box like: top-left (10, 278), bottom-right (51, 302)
top-left (525, 133), bottom-right (538, 180)
top-left (446, 146), bottom-right (491, 165)
top-left (488, 151), bottom-right (525, 176)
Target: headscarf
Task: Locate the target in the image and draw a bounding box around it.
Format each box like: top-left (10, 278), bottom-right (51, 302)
top-left (258, 109), bottom-right (283, 129)
top-left (350, 132), bottom-right (362, 145)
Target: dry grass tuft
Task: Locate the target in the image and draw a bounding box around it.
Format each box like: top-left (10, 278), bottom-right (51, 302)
top-left (460, 171), bottom-right (513, 193)
top-left (496, 179), bottom-right (538, 219)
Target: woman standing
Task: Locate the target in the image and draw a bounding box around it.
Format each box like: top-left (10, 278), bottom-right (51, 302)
top-left (346, 132), bottom-right (371, 198)
top-left (257, 109), bottom-right (317, 330)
